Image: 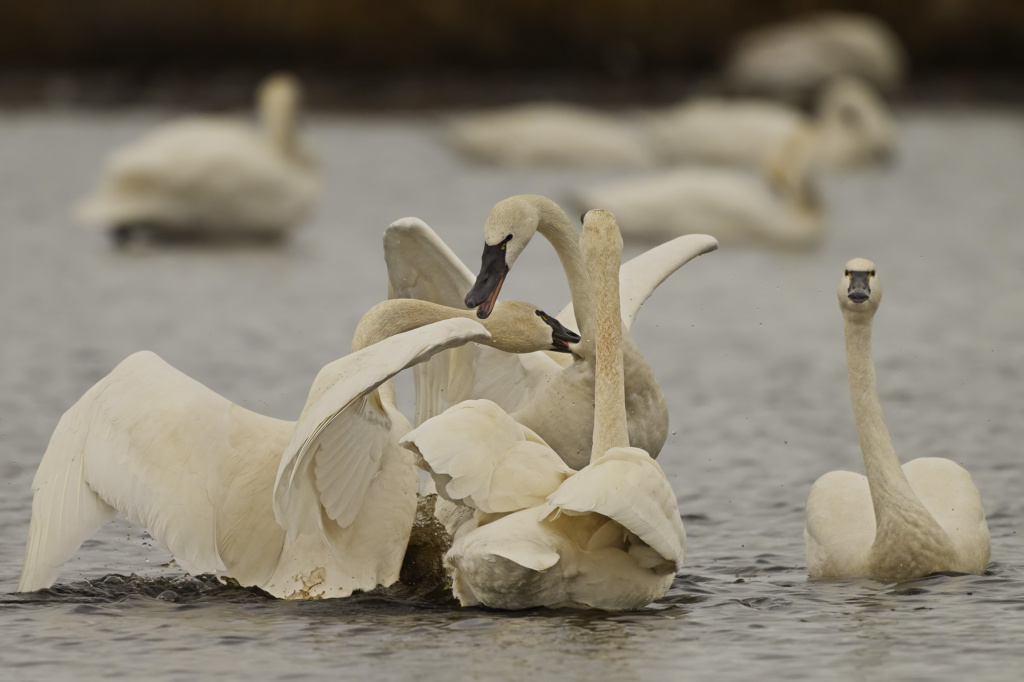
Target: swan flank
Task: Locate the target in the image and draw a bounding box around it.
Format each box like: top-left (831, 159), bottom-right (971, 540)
top-left (406, 209), bottom-right (686, 610)
top-left (17, 299), bottom-right (575, 597)
top-left (444, 77), bottom-right (893, 171)
top-left (387, 194), bottom-right (717, 469)
top-left (804, 259), bottom-right (990, 580)
top-left (75, 73), bottom-right (320, 243)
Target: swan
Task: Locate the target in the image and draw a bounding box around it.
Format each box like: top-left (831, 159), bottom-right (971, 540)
top-left (804, 259), bottom-right (990, 580)
top-left (17, 298), bottom-right (575, 597)
top-left (570, 130), bottom-right (822, 249)
top-left (722, 12), bottom-right (907, 101)
top-left (445, 77), bottom-right (894, 171)
top-left (445, 102), bottom-right (655, 168)
top-left (75, 72), bottom-right (320, 244)
top-left (387, 195), bottom-right (717, 468)
top-left (404, 208), bottom-right (686, 610)
top-left (649, 77), bottom-right (896, 170)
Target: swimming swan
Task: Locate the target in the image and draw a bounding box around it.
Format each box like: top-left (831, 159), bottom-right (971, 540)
top-left (648, 77), bottom-right (896, 170)
top-left (388, 194), bottom-right (717, 468)
top-left (75, 73), bottom-right (320, 243)
top-left (803, 259), bottom-right (990, 580)
top-left (570, 130), bottom-right (822, 249)
top-left (405, 208), bottom-right (686, 610)
top-left (17, 299), bottom-right (574, 596)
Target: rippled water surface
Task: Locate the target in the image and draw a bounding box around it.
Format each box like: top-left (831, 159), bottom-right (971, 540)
top-left (1, 106), bottom-right (1022, 681)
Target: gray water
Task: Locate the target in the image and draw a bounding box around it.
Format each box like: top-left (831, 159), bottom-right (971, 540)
top-left (0, 106), bottom-right (1022, 681)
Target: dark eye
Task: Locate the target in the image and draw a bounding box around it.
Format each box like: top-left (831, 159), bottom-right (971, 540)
top-left (869, 270), bottom-right (875, 277)
top-left (844, 270), bottom-right (851, 276)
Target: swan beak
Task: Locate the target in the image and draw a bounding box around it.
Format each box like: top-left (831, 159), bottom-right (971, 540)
top-left (538, 311), bottom-right (582, 352)
top-left (466, 240), bottom-right (511, 319)
top-left (847, 271), bottom-right (871, 302)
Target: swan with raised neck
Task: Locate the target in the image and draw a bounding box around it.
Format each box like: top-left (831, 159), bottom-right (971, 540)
top-left (804, 258), bottom-right (990, 580)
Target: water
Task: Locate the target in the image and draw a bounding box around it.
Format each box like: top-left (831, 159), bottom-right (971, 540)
top-left (1, 105), bottom-right (1023, 680)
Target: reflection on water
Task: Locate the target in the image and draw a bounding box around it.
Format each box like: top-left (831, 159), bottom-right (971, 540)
top-left (1, 107), bottom-right (1023, 680)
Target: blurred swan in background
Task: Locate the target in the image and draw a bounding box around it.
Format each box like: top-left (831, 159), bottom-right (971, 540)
top-left (386, 196), bottom-right (717, 468)
top-left (444, 76), bottom-right (893, 171)
top-left (722, 12), bottom-right (907, 102)
top-left (406, 209), bottom-right (686, 610)
top-left (804, 259), bottom-right (990, 580)
top-left (571, 129), bottom-right (822, 249)
top-left (649, 77), bottom-right (896, 170)
top-left (17, 299), bottom-right (573, 597)
top-left (76, 73), bottom-right (320, 244)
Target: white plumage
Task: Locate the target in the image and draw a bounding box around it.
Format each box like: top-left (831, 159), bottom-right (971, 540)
top-left (76, 73), bottom-right (320, 242)
top-left (804, 258), bottom-right (990, 580)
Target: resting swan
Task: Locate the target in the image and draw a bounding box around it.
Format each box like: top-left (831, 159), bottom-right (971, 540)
top-left (405, 208), bottom-right (686, 610)
top-left (722, 12), bottom-right (907, 101)
top-left (804, 259), bottom-right (990, 580)
top-left (388, 194), bottom-right (717, 469)
top-left (17, 298), bottom-right (575, 597)
top-left (75, 73), bottom-right (320, 244)
top-left (648, 77), bottom-right (895, 170)
top-left (570, 131), bottom-right (822, 249)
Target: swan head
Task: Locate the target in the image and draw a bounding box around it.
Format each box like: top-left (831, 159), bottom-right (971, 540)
top-left (484, 301), bottom-right (581, 354)
top-left (838, 258), bottom-right (882, 318)
top-left (465, 195), bottom-right (546, 318)
top-left (816, 77), bottom-right (896, 166)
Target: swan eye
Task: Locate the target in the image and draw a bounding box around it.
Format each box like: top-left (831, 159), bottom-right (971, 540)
top-left (844, 270), bottom-right (851, 276)
top-left (500, 234), bottom-right (512, 251)
top-left (869, 270), bottom-right (876, 277)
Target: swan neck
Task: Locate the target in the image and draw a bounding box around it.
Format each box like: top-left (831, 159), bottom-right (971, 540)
top-left (261, 94), bottom-right (297, 158)
top-left (351, 300), bottom-right (471, 352)
top-left (534, 199), bottom-right (596, 348)
top-left (585, 218), bottom-right (629, 461)
top-left (843, 316), bottom-right (924, 526)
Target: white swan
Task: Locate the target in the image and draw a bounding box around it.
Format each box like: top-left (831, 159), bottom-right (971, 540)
top-left (649, 77), bottom-right (896, 170)
top-left (570, 130), bottom-right (822, 249)
top-left (445, 102), bottom-right (654, 168)
top-left (804, 259), bottom-right (990, 580)
top-left (722, 12), bottom-right (907, 100)
top-left (405, 208), bottom-right (686, 610)
top-left (17, 298), bottom-right (574, 597)
top-left (387, 195), bottom-right (717, 468)
top-left (76, 73), bottom-right (320, 244)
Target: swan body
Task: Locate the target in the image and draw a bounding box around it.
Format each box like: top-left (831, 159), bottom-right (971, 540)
top-left (571, 135), bottom-right (822, 249)
top-left (446, 102), bottom-right (655, 168)
top-left (649, 77), bottom-right (895, 169)
top-left (723, 12), bottom-right (907, 100)
top-left (18, 299), bottom-right (570, 596)
top-left (408, 209), bottom-right (686, 609)
top-left (76, 73), bottom-right (319, 242)
top-left (387, 196), bottom-right (717, 468)
top-left (804, 259), bottom-right (990, 580)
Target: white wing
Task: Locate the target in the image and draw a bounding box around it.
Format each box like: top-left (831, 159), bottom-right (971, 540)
top-left (273, 318), bottom-right (491, 537)
top-left (18, 351), bottom-right (292, 592)
top-left (401, 399), bottom-right (574, 515)
top-left (544, 446), bottom-right (686, 567)
top-left (556, 234), bottom-right (718, 331)
top-left (383, 217), bottom-right (562, 423)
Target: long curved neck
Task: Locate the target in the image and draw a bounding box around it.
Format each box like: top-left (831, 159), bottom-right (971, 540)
top-left (844, 315), bottom-right (930, 530)
top-left (261, 94), bottom-right (298, 158)
top-left (583, 214), bottom-right (629, 462)
top-left (351, 300), bottom-right (473, 352)
top-left (530, 197), bottom-right (596, 350)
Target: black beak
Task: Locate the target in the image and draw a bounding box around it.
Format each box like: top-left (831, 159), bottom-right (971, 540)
top-left (537, 310), bottom-right (581, 352)
top-left (847, 271), bottom-right (871, 302)
top-left (465, 237), bottom-right (511, 319)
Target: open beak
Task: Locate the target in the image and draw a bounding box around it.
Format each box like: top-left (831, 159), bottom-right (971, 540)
top-left (537, 310), bottom-right (581, 353)
top-left (465, 239), bottom-right (511, 319)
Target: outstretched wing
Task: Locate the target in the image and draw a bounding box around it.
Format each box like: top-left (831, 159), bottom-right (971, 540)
top-left (556, 233), bottom-right (718, 331)
top-left (544, 446), bottom-right (686, 567)
top-left (273, 318), bottom-right (491, 537)
top-left (383, 217), bottom-right (562, 423)
top-left (18, 351), bottom-right (292, 592)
